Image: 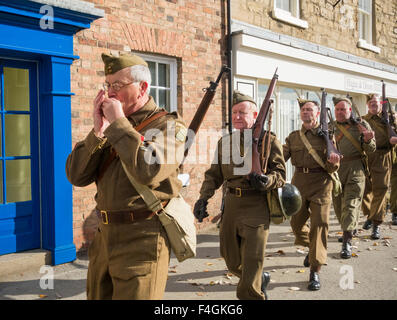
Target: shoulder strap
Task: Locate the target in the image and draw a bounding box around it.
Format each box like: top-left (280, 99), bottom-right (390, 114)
top-left (97, 111), bottom-right (168, 181)
top-left (298, 130), bottom-right (342, 196)
top-left (335, 123), bottom-right (364, 155)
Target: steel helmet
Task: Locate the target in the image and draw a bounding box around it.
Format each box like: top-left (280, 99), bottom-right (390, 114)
top-left (277, 183), bottom-right (302, 217)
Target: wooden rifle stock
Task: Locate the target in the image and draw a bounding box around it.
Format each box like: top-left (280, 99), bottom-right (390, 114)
top-left (250, 68), bottom-right (278, 174)
top-left (184, 66), bottom-right (230, 158)
top-left (319, 89), bottom-right (340, 158)
top-left (347, 94), bottom-right (368, 133)
top-left (381, 80), bottom-right (397, 139)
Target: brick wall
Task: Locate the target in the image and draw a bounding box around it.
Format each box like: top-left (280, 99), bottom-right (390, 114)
top-left (232, 0), bottom-right (396, 66)
top-left (70, 0), bottom-right (227, 252)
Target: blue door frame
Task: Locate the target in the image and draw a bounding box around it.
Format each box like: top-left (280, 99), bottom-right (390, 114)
top-left (0, 0), bottom-right (103, 265)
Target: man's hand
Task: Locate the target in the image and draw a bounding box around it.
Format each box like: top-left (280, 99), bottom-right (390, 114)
top-left (248, 172), bottom-right (269, 192)
top-left (361, 128), bottom-right (375, 143)
top-left (93, 90), bottom-right (110, 138)
top-left (193, 199), bottom-right (209, 223)
top-left (327, 152), bottom-right (341, 165)
top-left (390, 136), bottom-right (397, 145)
top-left (101, 97), bottom-right (125, 123)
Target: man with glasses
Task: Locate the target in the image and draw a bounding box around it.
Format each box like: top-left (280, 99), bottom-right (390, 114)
top-left (362, 94), bottom-right (397, 239)
top-left (66, 53), bottom-right (187, 299)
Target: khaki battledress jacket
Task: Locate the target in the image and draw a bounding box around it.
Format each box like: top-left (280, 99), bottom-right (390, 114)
top-left (390, 146), bottom-right (397, 213)
top-left (283, 123), bottom-right (339, 268)
top-left (199, 130), bottom-right (286, 300)
top-left (331, 120), bottom-right (376, 231)
top-left (361, 113), bottom-right (393, 224)
top-left (66, 97), bottom-right (187, 300)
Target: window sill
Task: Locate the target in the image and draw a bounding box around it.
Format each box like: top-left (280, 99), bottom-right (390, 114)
top-left (271, 8), bottom-right (308, 29)
top-left (357, 39), bottom-right (380, 54)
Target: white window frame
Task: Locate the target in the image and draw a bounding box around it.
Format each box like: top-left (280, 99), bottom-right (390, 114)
top-left (136, 53), bottom-right (178, 112)
top-left (357, 0), bottom-right (380, 53)
top-left (272, 0), bottom-right (308, 29)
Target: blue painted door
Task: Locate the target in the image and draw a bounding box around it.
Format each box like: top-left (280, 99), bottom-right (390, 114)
top-left (0, 59), bottom-right (40, 255)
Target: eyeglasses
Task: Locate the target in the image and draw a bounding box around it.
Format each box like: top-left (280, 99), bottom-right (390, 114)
top-left (103, 81), bottom-right (136, 92)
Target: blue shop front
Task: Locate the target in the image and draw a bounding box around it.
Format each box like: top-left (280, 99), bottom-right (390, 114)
top-left (0, 0), bottom-right (103, 265)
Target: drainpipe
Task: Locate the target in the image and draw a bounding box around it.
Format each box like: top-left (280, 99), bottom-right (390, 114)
top-left (226, 0), bottom-right (233, 134)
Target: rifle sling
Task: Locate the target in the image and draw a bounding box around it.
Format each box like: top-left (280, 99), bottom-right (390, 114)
top-left (96, 111), bottom-right (168, 182)
top-left (334, 123), bottom-right (364, 155)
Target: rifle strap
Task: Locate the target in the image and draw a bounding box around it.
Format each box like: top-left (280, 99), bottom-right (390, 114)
top-left (97, 111), bottom-right (168, 181)
top-left (299, 130), bottom-right (342, 197)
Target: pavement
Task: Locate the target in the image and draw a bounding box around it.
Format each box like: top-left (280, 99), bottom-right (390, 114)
top-left (0, 212), bottom-right (397, 301)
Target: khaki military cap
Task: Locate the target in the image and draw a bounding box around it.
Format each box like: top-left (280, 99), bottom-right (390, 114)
top-left (297, 98), bottom-right (319, 108)
top-left (102, 53), bottom-right (148, 75)
top-left (366, 93), bottom-right (380, 102)
top-left (332, 96), bottom-right (352, 106)
top-left (233, 90), bottom-right (256, 106)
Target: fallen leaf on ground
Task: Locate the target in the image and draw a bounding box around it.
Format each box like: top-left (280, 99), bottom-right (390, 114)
top-left (196, 292), bottom-right (205, 296)
top-left (352, 253), bottom-right (358, 257)
top-left (277, 250), bottom-right (286, 255)
top-left (354, 280), bottom-right (361, 284)
top-left (38, 294), bottom-right (47, 299)
top-left (297, 269), bottom-right (305, 273)
top-left (288, 287), bottom-right (300, 291)
top-left (206, 262), bottom-right (213, 266)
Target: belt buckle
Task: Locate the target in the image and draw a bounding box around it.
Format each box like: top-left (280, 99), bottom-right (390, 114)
top-left (235, 187), bottom-right (242, 197)
top-left (100, 210), bottom-right (109, 224)
top-left (303, 167), bottom-right (309, 174)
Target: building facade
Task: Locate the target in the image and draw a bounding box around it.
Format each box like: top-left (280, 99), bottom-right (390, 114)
top-left (0, 0), bottom-right (396, 264)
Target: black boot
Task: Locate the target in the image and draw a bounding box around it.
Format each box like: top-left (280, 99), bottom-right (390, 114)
top-left (303, 254), bottom-right (310, 267)
top-left (308, 270), bottom-right (321, 291)
top-left (371, 225), bottom-right (380, 240)
top-left (392, 213), bottom-right (397, 226)
top-left (363, 219), bottom-right (372, 230)
top-left (340, 231), bottom-right (353, 259)
top-left (261, 271), bottom-right (270, 300)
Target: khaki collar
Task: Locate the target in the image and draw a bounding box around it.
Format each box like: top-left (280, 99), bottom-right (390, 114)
top-left (127, 96), bottom-right (160, 127)
top-left (301, 122), bottom-right (320, 135)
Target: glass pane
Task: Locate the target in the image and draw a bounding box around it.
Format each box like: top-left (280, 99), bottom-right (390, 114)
top-left (359, 0), bottom-right (371, 12)
top-left (158, 63), bottom-right (170, 87)
top-left (147, 61), bottom-right (156, 85)
top-left (4, 67), bottom-right (30, 111)
top-left (276, 0), bottom-right (290, 11)
top-left (5, 114), bottom-right (30, 157)
top-left (0, 161), bottom-right (3, 203)
top-left (158, 89), bottom-right (170, 110)
top-left (6, 159), bottom-right (31, 203)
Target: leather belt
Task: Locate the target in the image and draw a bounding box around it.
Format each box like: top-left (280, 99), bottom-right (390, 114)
top-left (96, 201), bottom-right (168, 224)
top-left (296, 167), bottom-right (326, 174)
top-left (227, 187), bottom-right (259, 197)
top-left (340, 155), bottom-right (362, 163)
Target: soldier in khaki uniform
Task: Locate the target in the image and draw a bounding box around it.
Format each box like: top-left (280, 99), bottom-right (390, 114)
top-left (331, 96), bottom-right (376, 259)
top-left (390, 146), bottom-right (397, 225)
top-left (194, 91), bottom-right (286, 300)
top-left (283, 99), bottom-right (340, 291)
top-left (362, 94), bottom-right (397, 239)
top-left (65, 53), bottom-right (187, 300)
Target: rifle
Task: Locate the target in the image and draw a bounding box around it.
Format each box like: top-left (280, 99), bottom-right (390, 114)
top-left (347, 94), bottom-right (368, 134)
top-left (319, 88), bottom-right (341, 159)
top-left (250, 68), bottom-right (278, 174)
top-left (183, 66), bottom-right (230, 158)
top-left (381, 80), bottom-right (397, 139)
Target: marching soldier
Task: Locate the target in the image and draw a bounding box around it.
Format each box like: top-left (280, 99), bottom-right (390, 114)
top-left (390, 146), bottom-right (397, 225)
top-left (362, 94), bottom-right (397, 239)
top-left (66, 53), bottom-right (187, 299)
top-left (193, 91), bottom-right (286, 300)
top-left (283, 98), bottom-right (340, 291)
top-left (331, 96), bottom-right (376, 259)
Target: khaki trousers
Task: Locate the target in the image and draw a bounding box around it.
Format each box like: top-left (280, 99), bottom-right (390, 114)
top-left (290, 173), bottom-right (332, 268)
top-left (219, 192), bottom-right (270, 300)
top-left (86, 216), bottom-right (170, 300)
top-left (362, 151), bottom-right (392, 224)
top-left (332, 162), bottom-right (366, 231)
top-left (390, 162), bottom-right (397, 213)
